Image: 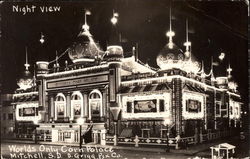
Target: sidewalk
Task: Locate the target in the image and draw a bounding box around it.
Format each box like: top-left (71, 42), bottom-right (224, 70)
top-left (1, 138), bottom-right (236, 156)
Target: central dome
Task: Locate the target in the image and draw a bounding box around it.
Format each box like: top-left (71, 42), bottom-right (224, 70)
top-left (68, 25), bottom-right (101, 64)
top-left (17, 69), bottom-right (33, 90)
top-left (156, 43), bottom-right (200, 73)
top-left (156, 43), bottom-right (185, 70)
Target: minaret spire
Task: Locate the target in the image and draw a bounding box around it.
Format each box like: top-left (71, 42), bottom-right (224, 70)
top-left (55, 50), bottom-right (59, 67)
top-left (33, 64), bottom-right (36, 87)
top-left (166, 5), bottom-right (175, 49)
top-left (81, 10), bottom-right (91, 34)
top-left (227, 63), bottom-right (232, 78)
top-left (24, 47), bottom-right (30, 71)
top-left (184, 19), bottom-right (191, 58)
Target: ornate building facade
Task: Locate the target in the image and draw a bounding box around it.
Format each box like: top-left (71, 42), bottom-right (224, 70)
top-left (12, 9), bottom-right (242, 147)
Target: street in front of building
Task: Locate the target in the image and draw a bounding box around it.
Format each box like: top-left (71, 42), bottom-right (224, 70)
top-left (1, 133), bottom-right (249, 159)
top-left (1, 142), bottom-right (191, 159)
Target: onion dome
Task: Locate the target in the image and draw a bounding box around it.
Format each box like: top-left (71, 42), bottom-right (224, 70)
top-left (156, 43), bottom-right (185, 70)
top-left (17, 69), bottom-right (33, 90)
top-left (17, 51), bottom-right (33, 90)
top-left (182, 56), bottom-right (201, 74)
top-left (68, 24), bottom-right (100, 64)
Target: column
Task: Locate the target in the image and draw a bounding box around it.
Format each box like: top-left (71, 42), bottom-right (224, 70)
top-left (83, 93), bottom-right (88, 120)
top-left (101, 90), bottom-right (106, 122)
top-left (100, 129), bottom-right (107, 145)
top-left (173, 78), bottom-right (182, 136)
top-left (49, 95), bottom-right (55, 121)
top-left (66, 93), bottom-right (71, 121)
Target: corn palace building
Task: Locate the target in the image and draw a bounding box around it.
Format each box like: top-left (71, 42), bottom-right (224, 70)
top-left (12, 11), bottom-right (243, 148)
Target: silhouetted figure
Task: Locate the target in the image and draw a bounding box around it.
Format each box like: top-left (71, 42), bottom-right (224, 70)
top-left (82, 123), bottom-right (93, 144)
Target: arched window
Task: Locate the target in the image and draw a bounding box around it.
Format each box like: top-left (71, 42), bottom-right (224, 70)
top-left (55, 93), bottom-right (66, 120)
top-left (89, 90), bottom-right (102, 121)
top-left (71, 91), bottom-right (83, 120)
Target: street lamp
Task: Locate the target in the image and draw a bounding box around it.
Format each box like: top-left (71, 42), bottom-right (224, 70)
top-left (33, 119), bottom-right (39, 144)
top-left (110, 107), bottom-right (121, 146)
top-left (77, 117), bottom-right (85, 150)
top-left (164, 118), bottom-right (171, 152)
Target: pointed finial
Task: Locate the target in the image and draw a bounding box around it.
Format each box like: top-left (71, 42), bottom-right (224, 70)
top-left (33, 64), bottom-right (36, 86)
top-left (55, 50), bottom-right (60, 67)
top-left (227, 64), bottom-right (232, 78)
top-left (166, 5), bottom-right (175, 49)
top-left (24, 47), bottom-right (30, 70)
top-left (56, 50), bottom-right (58, 62)
top-left (82, 10), bottom-right (91, 31)
top-left (184, 19), bottom-right (191, 55)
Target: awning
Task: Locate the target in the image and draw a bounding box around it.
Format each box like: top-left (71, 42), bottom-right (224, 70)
top-left (210, 143), bottom-right (235, 150)
top-left (14, 95), bottom-right (38, 103)
top-left (120, 83), bottom-right (171, 94)
top-left (185, 84), bottom-right (205, 94)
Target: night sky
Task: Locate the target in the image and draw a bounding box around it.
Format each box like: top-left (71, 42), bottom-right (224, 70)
top-left (0, 1), bottom-right (248, 107)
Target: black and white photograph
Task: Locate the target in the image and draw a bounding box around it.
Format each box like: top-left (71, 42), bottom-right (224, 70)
top-left (0, 0), bottom-right (249, 159)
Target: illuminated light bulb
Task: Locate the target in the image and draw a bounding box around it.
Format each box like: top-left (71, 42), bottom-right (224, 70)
top-left (184, 51), bottom-right (190, 58)
top-left (166, 31), bottom-right (175, 37)
top-left (184, 41), bottom-right (191, 47)
top-left (168, 42), bottom-right (174, 49)
top-left (82, 24), bottom-right (90, 30)
top-left (219, 52), bottom-right (225, 61)
top-left (39, 33), bottom-right (45, 44)
top-left (85, 10), bottom-right (91, 15)
top-left (111, 16), bottom-right (118, 25)
top-left (114, 12), bottom-right (119, 17)
top-left (111, 11), bottom-right (119, 25)
top-left (227, 66), bottom-right (232, 74)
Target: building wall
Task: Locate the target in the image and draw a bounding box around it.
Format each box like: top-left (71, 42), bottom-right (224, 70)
top-left (0, 94), bottom-right (15, 139)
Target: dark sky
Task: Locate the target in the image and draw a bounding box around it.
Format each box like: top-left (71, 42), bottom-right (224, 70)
top-left (0, 1), bottom-right (248, 105)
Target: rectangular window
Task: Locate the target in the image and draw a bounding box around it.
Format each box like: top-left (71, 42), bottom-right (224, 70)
top-left (186, 99), bottom-right (201, 113)
top-left (159, 99), bottom-right (165, 112)
top-left (235, 107), bottom-right (239, 116)
top-left (35, 108), bottom-right (39, 116)
top-left (23, 107), bottom-right (36, 116)
top-left (229, 106), bottom-right (233, 115)
top-left (8, 113), bottom-right (13, 120)
top-left (19, 109), bottom-right (23, 117)
top-left (3, 113), bottom-right (6, 120)
top-left (64, 132), bottom-right (71, 138)
top-left (134, 99), bottom-right (157, 113)
top-left (126, 102), bottom-right (132, 113)
top-left (216, 103), bottom-right (221, 116)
